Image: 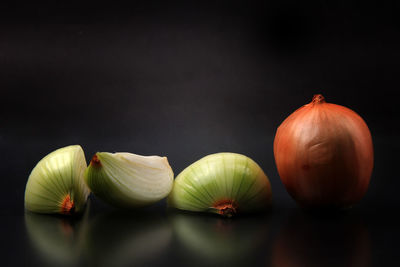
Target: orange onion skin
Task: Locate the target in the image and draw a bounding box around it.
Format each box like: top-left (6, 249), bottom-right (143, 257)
top-left (273, 95), bottom-right (373, 208)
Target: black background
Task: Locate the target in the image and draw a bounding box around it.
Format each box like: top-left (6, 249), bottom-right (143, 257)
top-left (1, 2), bottom-right (399, 266)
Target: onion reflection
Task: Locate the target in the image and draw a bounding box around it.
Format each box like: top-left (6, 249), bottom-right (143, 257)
top-left (171, 213), bottom-right (270, 266)
top-left (84, 210), bottom-right (172, 267)
top-left (272, 211), bottom-right (371, 267)
top-left (24, 209), bottom-right (89, 266)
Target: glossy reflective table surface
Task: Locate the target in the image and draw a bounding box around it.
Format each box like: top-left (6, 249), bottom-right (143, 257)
top-left (1, 2), bottom-right (399, 266)
top-left (4, 199), bottom-right (400, 267)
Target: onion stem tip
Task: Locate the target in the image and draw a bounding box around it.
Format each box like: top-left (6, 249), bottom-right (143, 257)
top-left (312, 94), bottom-right (325, 104)
top-left (90, 154), bottom-right (102, 167)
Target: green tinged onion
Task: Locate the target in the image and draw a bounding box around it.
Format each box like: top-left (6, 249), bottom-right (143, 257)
top-left (168, 153), bottom-right (272, 217)
top-left (84, 152), bottom-right (174, 208)
top-left (24, 145), bottom-right (90, 215)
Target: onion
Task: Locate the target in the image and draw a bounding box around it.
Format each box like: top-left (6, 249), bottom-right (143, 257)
top-left (84, 152), bottom-right (174, 208)
top-left (168, 153), bottom-right (272, 217)
top-left (25, 145), bottom-right (90, 215)
top-left (273, 94), bottom-right (373, 208)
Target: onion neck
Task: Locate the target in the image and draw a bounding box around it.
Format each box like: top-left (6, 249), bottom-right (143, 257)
top-left (312, 94), bottom-right (325, 104)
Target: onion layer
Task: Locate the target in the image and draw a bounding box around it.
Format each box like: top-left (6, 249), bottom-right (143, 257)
top-left (84, 152), bottom-right (174, 208)
top-left (273, 94), bottom-right (373, 208)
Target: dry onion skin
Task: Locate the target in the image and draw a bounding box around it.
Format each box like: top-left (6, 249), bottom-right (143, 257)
top-left (84, 152), bottom-right (174, 208)
top-left (24, 145), bottom-right (90, 215)
top-left (273, 94), bottom-right (373, 208)
top-left (168, 153), bottom-right (272, 217)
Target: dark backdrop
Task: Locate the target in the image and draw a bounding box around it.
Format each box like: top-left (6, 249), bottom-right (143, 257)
top-left (1, 2), bottom-right (399, 266)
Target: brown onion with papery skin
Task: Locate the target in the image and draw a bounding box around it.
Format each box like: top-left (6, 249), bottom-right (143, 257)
top-left (273, 94), bottom-right (373, 208)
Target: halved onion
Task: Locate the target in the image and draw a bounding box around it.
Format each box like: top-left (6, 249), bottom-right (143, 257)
top-left (168, 153), bottom-right (272, 217)
top-left (24, 145), bottom-right (90, 215)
